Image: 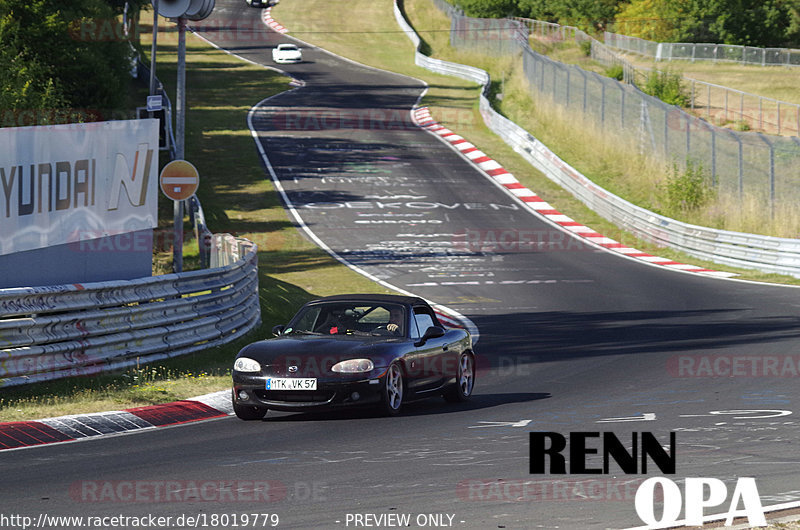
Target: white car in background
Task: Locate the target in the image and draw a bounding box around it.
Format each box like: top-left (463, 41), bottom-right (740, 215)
top-left (272, 43), bottom-right (302, 64)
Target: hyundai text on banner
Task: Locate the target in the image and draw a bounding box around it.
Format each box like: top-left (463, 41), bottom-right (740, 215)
top-left (0, 119), bottom-right (159, 255)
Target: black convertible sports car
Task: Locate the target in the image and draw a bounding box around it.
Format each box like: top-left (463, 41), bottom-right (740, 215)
top-left (231, 294), bottom-right (475, 420)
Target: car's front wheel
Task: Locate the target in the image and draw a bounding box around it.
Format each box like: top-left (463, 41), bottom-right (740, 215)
top-left (232, 391), bottom-right (268, 420)
top-left (379, 362), bottom-right (404, 416)
top-left (444, 352), bottom-right (474, 403)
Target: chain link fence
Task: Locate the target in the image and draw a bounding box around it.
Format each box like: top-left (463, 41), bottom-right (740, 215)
top-left (510, 17), bottom-right (800, 136)
top-left (435, 0), bottom-right (800, 211)
top-left (604, 32), bottom-right (800, 67)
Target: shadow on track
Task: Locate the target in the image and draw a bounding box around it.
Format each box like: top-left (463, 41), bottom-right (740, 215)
top-left (259, 392), bottom-right (550, 422)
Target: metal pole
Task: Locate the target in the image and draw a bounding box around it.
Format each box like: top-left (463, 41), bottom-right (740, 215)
top-left (149, 0), bottom-right (159, 102)
top-left (740, 93), bottom-right (744, 125)
top-left (600, 80), bottom-right (605, 125)
top-left (710, 127), bottom-right (716, 186)
top-left (724, 90), bottom-right (728, 122)
top-left (174, 17), bottom-right (186, 274)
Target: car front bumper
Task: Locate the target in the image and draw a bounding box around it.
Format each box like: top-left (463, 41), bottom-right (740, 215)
top-left (232, 371), bottom-right (386, 412)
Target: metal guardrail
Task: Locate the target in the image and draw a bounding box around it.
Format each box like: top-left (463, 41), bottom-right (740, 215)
top-left (0, 236), bottom-right (260, 387)
top-left (393, 0), bottom-right (800, 278)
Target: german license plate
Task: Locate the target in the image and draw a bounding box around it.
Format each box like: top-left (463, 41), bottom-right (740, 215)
top-left (266, 378), bottom-right (317, 390)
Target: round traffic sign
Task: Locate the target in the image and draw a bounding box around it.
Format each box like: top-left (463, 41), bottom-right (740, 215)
top-left (159, 159), bottom-right (199, 201)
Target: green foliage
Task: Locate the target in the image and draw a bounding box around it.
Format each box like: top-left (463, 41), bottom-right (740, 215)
top-left (449, 0), bottom-right (800, 46)
top-left (674, 0), bottom-right (800, 47)
top-left (661, 161), bottom-right (715, 213)
top-left (579, 39), bottom-right (592, 56)
top-left (516, 0), bottom-right (623, 32)
top-left (733, 120), bottom-right (751, 131)
top-left (452, 0), bottom-right (517, 17)
top-left (614, 0), bottom-right (800, 47)
top-left (450, 0), bottom-right (624, 32)
top-left (605, 64), bottom-right (624, 80)
top-left (642, 69), bottom-right (689, 106)
top-left (615, 0), bottom-right (685, 41)
top-left (0, 0), bottom-right (133, 124)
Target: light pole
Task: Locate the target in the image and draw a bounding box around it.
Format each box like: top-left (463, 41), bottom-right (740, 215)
top-left (173, 16), bottom-right (186, 273)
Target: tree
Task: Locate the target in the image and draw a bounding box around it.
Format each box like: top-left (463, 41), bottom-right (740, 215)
top-left (0, 0), bottom-right (133, 123)
top-left (516, 0), bottom-right (622, 32)
top-left (676, 0), bottom-right (800, 46)
top-left (453, 0), bottom-right (517, 18)
top-left (614, 0), bottom-right (800, 46)
top-left (615, 0), bottom-right (687, 41)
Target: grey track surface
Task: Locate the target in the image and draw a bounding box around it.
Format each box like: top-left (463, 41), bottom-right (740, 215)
top-left (3, 3), bottom-right (800, 528)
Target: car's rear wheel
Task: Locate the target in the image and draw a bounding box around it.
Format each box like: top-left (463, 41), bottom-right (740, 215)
top-left (444, 352), bottom-right (474, 403)
top-left (379, 362), bottom-right (404, 416)
top-left (232, 391), bottom-right (268, 420)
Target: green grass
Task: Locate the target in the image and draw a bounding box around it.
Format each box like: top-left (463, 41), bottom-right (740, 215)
top-left (0, 19), bottom-right (394, 422)
top-left (621, 53), bottom-right (800, 107)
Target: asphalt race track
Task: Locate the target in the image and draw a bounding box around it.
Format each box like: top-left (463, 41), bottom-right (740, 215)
top-left (3, 2), bottom-right (800, 528)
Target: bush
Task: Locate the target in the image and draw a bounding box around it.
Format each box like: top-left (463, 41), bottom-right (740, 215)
top-left (578, 39), bottom-right (592, 56)
top-left (642, 69), bottom-right (689, 107)
top-left (605, 64), bottom-right (624, 80)
top-left (661, 161), bottom-right (715, 214)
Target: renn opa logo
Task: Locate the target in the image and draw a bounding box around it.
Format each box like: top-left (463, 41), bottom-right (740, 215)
top-left (530, 432), bottom-right (766, 527)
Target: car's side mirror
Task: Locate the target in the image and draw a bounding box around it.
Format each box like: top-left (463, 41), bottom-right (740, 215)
top-left (272, 324), bottom-right (285, 337)
top-left (416, 326), bottom-right (445, 346)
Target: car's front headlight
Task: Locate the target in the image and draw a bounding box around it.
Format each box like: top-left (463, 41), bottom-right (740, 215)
top-left (234, 357), bottom-right (261, 373)
top-left (331, 359), bottom-right (374, 373)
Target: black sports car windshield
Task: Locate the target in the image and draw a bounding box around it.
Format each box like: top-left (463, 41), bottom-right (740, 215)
top-left (285, 302), bottom-right (407, 337)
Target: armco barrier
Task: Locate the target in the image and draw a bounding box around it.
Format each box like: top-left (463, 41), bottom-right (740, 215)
top-left (394, 1), bottom-right (800, 278)
top-left (0, 236), bottom-right (260, 387)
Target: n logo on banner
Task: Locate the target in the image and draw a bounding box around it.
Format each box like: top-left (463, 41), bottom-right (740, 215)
top-left (108, 143), bottom-right (154, 210)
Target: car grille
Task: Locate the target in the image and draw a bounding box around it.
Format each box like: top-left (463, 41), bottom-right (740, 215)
top-left (255, 390), bottom-right (335, 403)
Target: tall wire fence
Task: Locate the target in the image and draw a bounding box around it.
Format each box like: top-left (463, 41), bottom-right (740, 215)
top-left (435, 0), bottom-right (800, 211)
top-left (604, 32), bottom-right (800, 67)
top-left (513, 18), bottom-right (800, 137)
